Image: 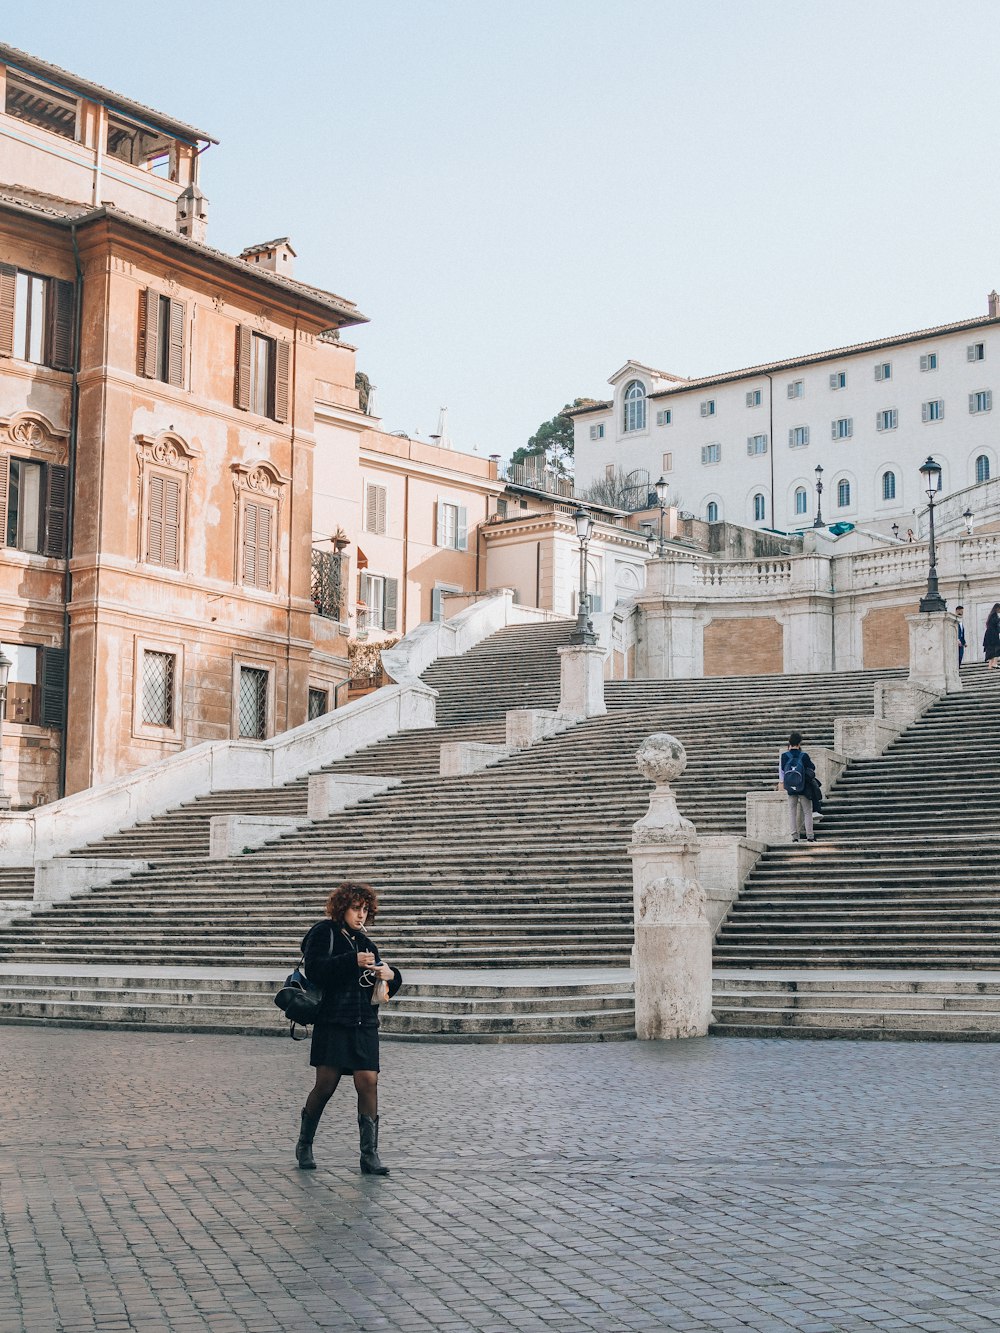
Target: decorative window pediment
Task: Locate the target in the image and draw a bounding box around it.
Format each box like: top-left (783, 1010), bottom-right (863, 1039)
top-left (135, 430), bottom-right (201, 472)
top-left (0, 411), bottom-right (68, 460)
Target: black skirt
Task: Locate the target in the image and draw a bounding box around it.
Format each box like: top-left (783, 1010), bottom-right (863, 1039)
top-left (310, 1022), bottom-right (380, 1072)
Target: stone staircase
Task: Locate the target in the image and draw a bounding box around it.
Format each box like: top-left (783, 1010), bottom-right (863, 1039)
top-left (711, 663), bottom-right (1000, 1039)
top-left (0, 615), bottom-right (899, 1039)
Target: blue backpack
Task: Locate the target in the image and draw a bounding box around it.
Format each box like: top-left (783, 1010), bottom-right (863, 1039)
top-left (782, 750), bottom-right (806, 795)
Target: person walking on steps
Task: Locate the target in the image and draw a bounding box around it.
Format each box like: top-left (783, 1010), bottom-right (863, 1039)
top-left (295, 881), bottom-right (402, 1176)
top-left (985, 604), bottom-right (1000, 669)
top-left (778, 731), bottom-right (818, 843)
top-left (955, 605), bottom-right (967, 666)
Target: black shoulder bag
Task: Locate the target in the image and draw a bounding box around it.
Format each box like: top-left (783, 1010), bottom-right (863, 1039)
top-left (274, 923), bottom-right (329, 1039)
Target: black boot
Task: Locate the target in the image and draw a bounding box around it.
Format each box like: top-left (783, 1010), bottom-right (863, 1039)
top-left (358, 1113), bottom-right (389, 1175)
top-left (296, 1107), bottom-right (321, 1170)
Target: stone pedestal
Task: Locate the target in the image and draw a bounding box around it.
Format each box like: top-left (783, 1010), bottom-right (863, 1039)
top-left (746, 790), bottom-right (794, 844)
top-left (209, 814), bottom-right (305, 859)
top-left (629, 733), bottom-right (711, 1039)
top-left (439, 741), bottom-right (509, 776)
top-left (505, 709), bottom-right (574, 750)
top-left (557, 644), bottom-right (607, 718)
top-left (834, 716), bottom-right (901, 759)
top-left (907, 611), bottom-right (961, 694)
top-left (307, 773), bottom-right (402, 820)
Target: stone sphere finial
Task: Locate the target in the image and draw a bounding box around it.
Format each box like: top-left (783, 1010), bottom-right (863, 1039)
top-left (636, 732), bottom-right (687, 786)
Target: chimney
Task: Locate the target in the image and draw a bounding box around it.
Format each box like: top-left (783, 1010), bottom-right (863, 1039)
top-left (989, 290), bottom-right (1000, 319)
top-left (176, 183), bottom-right (209, 243)
top-left (239, 238), bottom-right (297, 277)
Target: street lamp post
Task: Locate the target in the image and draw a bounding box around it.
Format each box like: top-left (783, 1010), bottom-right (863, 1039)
top-left (963, 506), bottom-right (975, 536)
top-left (654, 475), bottom-right (669, 555)
top-left (0, 648), bottom-right (11, 810)
top-left (918, 456), bottom-right (947, 613)
top-left (813, 464), bottom-right (825, 528)
top-left (570, 505), bottom-right (597, 645)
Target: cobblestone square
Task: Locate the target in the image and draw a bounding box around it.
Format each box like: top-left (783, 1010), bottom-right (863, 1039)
top-left (3, 1028), bottom-right (1000, 1331)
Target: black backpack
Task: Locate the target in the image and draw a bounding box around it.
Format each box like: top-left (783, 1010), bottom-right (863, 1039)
top-left (782, 750), bottom-right (806, 795)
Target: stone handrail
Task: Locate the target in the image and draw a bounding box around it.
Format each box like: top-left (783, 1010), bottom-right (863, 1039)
top-left (695, 558), bottom-right (793, 594)
top-left (0, 682), bottom-right (436, 867)
top-left (917, 476), bottom-right (1000, 538)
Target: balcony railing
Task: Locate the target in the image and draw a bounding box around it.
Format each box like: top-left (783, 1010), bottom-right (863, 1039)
top-left (311, 549), bottom-right (346, 621)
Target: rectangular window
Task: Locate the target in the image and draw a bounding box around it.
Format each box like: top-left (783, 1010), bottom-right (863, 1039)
top-left (605, 464), bottom-right (614, 480)
top-left (1, 457), bottom-right (69, 557)
top-left (145, 472), bottom-right (182, 568)
top-left (241, 501), bottom-right (274, 590)
top-left (365, 483), bottom-right (387, 535)
top-left (875, 361), bottom-right (891, 381)
top-left (968, 342), bottom-right (986, 362)
top-left (496, 497), bottom-right (508, 518)
top-left (307, 687), bottom-right (328, 720)
top-left (787, 380), bottom-right (804, 399)
top-left (589, 423), bottom-right (605, 440)
top-left (141, 650), bottom-right (175, 727)
top-left (436, 499), bottom-right (468, 550)
top-left (876, 409), bottom-right (898, 432)
top-left (235, 325), bottom-right (289, 422)
top-left (655, 409), bottom-right (672, 426)
top-left (359, 572), bottom-right (399, 632)
top-left (700, 399), bottom-right (716, 417)
top-left (920, 352), bottom-right (938, 371)
top-left (745, 389), bottom-right (762, 407)
top-left (746, 434), bottom-right (768, 456)
top-left (922, 399), bottom-right (944, 423)
top-left (139, 290), bottom-right (185, 385)
top-left (829, 371), bottom-right (847, 390)
top-left (238, 666), bottom-right (268, 739)
top-left (662, 451), bottom-right (673, 472)
top-left (831, 417), bottom-right (853, 440)
top-left (2, 267), bottom-right (74, 371)
top-left (970, 390), bottom-right (993, 414)
top-left (13, 272), bottom-right (46, 364)
top-left (789, 425), bottom-right (810, 448)
top-left (701, 442), bottom-right (721, 465)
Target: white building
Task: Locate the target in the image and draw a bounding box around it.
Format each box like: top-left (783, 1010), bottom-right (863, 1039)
top-left (571, 295), bottom-right (1000, 532)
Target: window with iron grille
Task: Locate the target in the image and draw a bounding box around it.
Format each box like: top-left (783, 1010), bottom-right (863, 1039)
top-left (308, 687), bottom-right (328, 720)
top-left (141, 651), bottom-right (174, 727)
top-left (311, 549), bottom-right (345, 620)
top-left (238, 667), bottom-right (268, 739)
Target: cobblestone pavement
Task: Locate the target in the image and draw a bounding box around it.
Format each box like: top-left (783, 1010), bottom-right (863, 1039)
top-left (3, 1029), bottom-right (1000, 1333)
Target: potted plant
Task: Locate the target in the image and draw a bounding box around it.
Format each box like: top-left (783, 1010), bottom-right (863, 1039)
top-left (331, 527), bottom-right (349, 552)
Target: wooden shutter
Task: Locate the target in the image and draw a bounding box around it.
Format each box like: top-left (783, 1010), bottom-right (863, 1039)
top-left (146, 473), bottom-right (164, 564)
top-left (0, 263), bottom-right (16, 359)
top-left (242, 501), bottom-right (258, 585)
top-left (235, 324), bottom-right (252, 410)
top-left (435, 499), bottom-right (446, 546)
top-left (273, 339), bottom-right (290, 423)
top-left (167, 299), bottom-right (185, 387)
top-left (457, 506), bottom-right (468, 551)
top-left (162, 476), bottom-right (181, 568)
top-left (383, 577), bottom-right (398, 632)
top-left (376, 486), bottom-right (386, 534)
top-left (431, 587), bottom-right (443, 621)
top-left (47, 279), bottom-right (75, 371)
top-left (39, 646), bottom-right (67, 729)
top-left (0, 454), bottom-right (9, 546)
top-left (257, 504), bottom-right (272, 589)
top-left (140, 288), bottom-right (159, 378)
top-left (359, 571), bottom-right (370, 605)
top-left (42, 464), bottom-right (69, 557)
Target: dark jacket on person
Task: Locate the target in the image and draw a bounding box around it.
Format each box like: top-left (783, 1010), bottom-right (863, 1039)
top-left (302, 918), bottom-right (402, 1028)
top-left (985, 612), bottom-right (1000, 661)
top-left (779, 747), bottom-right (823, 813)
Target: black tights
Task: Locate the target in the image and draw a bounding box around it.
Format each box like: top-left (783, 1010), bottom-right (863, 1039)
top-left (305, 1066), bottom-right (378, 1120)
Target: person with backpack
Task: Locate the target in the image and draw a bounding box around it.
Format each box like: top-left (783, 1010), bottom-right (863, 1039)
top-left (778, 731), bottom-right (818, 843)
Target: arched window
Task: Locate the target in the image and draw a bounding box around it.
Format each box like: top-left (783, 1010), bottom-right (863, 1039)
top-left (753, 493), bottom-right (766, 522)
top-left (706, 501), bottom-right (719, 522)
top-left (882, 471), bottom-right (896, 501)
top-left (977, 453), bottom-right (991, 483)
top-left (622, 380), bottom-right (646, 433)
top-left (794, 487), bottom-right (808, 515)
top-left (837, 479), bottom-right (851, 508)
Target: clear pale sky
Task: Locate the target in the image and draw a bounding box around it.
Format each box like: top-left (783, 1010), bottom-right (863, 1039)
top-left (6, 1), bottom-right (1000, 460)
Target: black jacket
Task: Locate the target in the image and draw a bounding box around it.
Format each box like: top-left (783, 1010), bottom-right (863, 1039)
top-left (302, 918), bottom-right (403, 1028)
top-left (780, 748), bottom-right (823, 812)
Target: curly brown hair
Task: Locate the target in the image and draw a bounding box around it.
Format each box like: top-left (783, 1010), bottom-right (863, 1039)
top-left (325, 881), bottom-right (378, 923)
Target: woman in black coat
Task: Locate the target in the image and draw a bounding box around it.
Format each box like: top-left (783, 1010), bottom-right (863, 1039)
top-left (985, 603), bottom-right (1000, 668)
top-left (295, 881), bottom-right (402, 1175)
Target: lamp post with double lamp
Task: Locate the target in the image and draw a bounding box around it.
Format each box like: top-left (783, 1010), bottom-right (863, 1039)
top-left (812, 464), bottom-right (825, 528)
top-left (0, 648), bottom-right (11, 810)
top-left (918, 455), bottom-right (947, 613)
top-left (654, 475), bottom-right (669, 554)
top-left (570, 505), bottom-right (597, 645)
